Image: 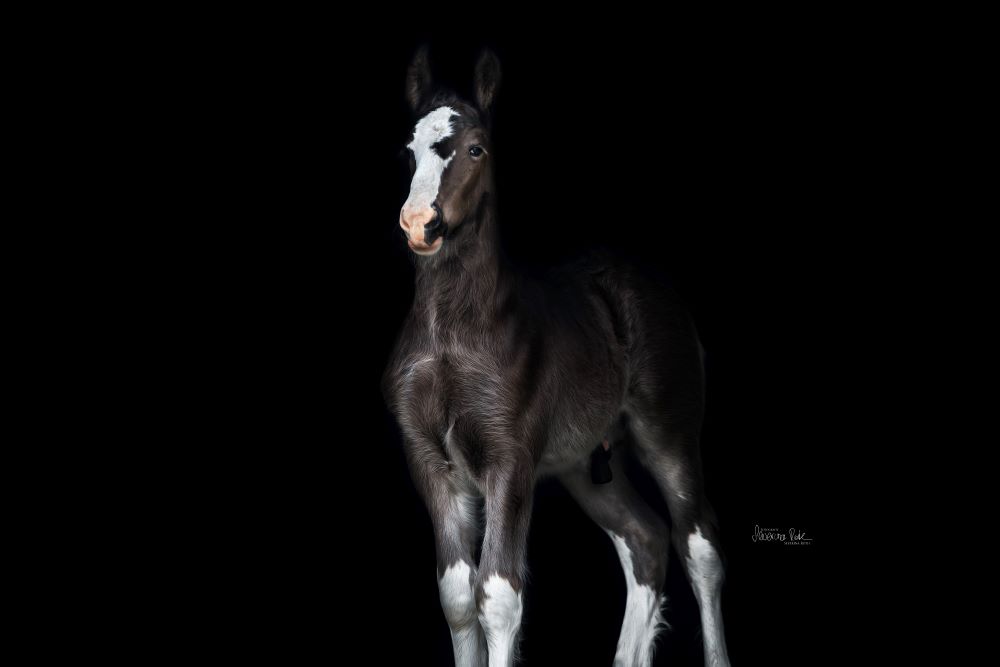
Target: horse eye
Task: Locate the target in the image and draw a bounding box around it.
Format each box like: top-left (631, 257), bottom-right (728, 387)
top-left (469, 146), bottom-right (484, 158)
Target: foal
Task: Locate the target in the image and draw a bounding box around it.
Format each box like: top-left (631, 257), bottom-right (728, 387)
top-left (383, 48), bottom-right (731, 667)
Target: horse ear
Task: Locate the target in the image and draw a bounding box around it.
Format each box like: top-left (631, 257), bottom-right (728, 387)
top-left (474, 49), bottom-right (501, 112)
top-left (406, 46), bottom-right (432, 112)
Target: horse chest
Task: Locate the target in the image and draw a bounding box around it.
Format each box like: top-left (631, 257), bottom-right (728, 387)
top-left (424, 348), bottom-right (508, 412)
top-left (398, 347), bottom-right (517, 475)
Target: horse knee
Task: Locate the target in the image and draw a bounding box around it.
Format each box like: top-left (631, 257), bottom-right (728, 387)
top-left (439, 561), bottom-right (478, 629)
top-left (475, 573), bottom-right (524, 646)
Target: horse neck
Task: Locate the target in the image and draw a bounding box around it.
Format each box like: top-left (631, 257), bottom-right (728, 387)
top-left (413, 194), bottom-right (512, 336)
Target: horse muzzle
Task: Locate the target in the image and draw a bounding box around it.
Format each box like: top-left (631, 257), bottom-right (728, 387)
top-left (400, 202), bottom-right (446, 255)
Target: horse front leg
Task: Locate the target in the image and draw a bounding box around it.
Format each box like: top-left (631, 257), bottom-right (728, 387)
top-left (475, 460), bottom-right (535, 667)
top-left (432, 488), bottom-right (487, 667)
top-left (406, 435), bottom-right (487, 667)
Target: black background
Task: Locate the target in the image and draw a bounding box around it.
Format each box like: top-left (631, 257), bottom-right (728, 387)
top-left (151, 15), bottom-right (890, 665)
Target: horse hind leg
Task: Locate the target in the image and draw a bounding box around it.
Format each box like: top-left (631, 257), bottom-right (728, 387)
top-left (628, 416), bottom-right (732, 667)
top-left (558, 455), bottom-right (670, 667)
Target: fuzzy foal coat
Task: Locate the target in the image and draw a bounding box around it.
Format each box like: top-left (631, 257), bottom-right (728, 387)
top-left (383, 51), bottom-right (729, 667)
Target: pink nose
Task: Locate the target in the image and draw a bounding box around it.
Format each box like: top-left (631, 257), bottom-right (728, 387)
top-left (400, 206), bottom-right (438, 245)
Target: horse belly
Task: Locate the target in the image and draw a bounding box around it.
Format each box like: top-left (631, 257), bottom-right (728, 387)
top-left (535, 370), bottom-right (624, 476)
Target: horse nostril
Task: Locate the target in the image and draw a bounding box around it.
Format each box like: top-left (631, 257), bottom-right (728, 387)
top-left (425, 203), bottom-right (443, 232)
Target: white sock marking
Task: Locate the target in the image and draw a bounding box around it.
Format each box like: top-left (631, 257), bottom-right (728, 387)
top-left (478, 574), bottom-right (523, 667)
top-left (687, 526), bottom-right (731, 667)
top-left (607, 532), bottom-right (666, 667)
top-left (439, 561), bottom-right (487, 667)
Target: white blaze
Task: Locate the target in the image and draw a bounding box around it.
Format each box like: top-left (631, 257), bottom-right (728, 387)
top-left (405, 106), bottom-right (458, 213)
